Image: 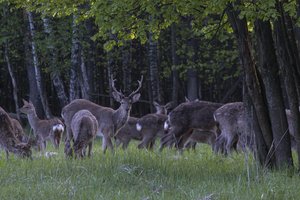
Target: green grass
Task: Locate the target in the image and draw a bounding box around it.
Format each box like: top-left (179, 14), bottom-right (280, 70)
top-left (0, 139), bottom-right (299, 200)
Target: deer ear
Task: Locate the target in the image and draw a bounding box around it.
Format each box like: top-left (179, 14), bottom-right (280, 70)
top-left (112, 91), bottom-right (122, 102)
top-left (131, 93), bottom-right (141, 103)
top-left (22, 99), bottom-right (28, 105)
top-left (153, 101), bottom-right (159, 107)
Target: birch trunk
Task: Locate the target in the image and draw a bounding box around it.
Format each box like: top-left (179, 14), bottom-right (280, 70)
top-left (4, 42), bottom-right (20, 120)
top-left (27, 11), bottom-right (52, 118)
top-left (69, 14), bottom-right (81, 101)
top-left (42, 17), bottom-right (68, 107)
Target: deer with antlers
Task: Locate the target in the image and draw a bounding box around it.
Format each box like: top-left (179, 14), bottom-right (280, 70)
top-left (20, 99), bottom-right (65, 152)
top-left (0, 106), bottom-right (32, 159)
top-left (62, 76), bottom-right (143, 154)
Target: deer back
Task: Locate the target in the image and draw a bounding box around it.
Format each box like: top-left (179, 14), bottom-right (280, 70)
top-left (213, 102), bottom-right (245, 135)
top-left (116, 117), bottom-right (142, 141)
top-left (168, 101), bottom-right (223, 130)
top-left (71, 109), bottom-right (98, 142)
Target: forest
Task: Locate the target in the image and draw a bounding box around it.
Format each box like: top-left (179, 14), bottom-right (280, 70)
top-left (1, 0), bottom-right (300, 171)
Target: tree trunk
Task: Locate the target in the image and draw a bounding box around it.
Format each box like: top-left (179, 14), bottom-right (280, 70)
top-left (4, 41), bottom-right (20, 120)
top-left (148, 32), bottom-right (161, 105)
top-left (255, 19), bottom-right (293, 168)
top-left (171, 23), bottom-right (179, 104)
top-left (122, 42), bottom-right (132, 95)
top-left (79, 52), bottom-right (90, 100)
top-left (23, 11), bottom-right (44, 118)
top-left (69, 14), bottom-right (81, 101)
top-left (42, 17), bottom-right (68, 107)
top-left (226, 3), bottom-right (275, 168)
top-left (274, 1), bottom-right (300, 169)
top-left (27, 11), bottom-right (52, 118)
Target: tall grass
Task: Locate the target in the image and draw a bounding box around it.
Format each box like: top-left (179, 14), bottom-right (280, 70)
top-left (0, 140), bottom-right (299, 200)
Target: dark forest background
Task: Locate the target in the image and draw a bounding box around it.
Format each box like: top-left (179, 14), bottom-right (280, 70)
top-left (1, 0), bottom-right (300, 169)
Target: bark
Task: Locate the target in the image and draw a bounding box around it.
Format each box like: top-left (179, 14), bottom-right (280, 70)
top-left (4, 42), bottom-right (20, 120)
top-left (186, 68), bottom-right (198, 101)
top-left (255, 19), bottom-right (293, 168)
top-left (69, 14), bottom-right (81, 101)
top-left (171, 23), bottom-right (179, 104)
top-left (23, 11), bottom-right (44, 118)
top-left (274, 1), bottom-right (300, 169)
top-left (148, 32), bottom-right (161, 104)
top-left (226, 3), bottom-right (275, 167)
top-left (42, 17), bottom-right (68, 107)
top-left (79, 52), bottom-right (90, 100)
top-left (27, 11), bottom-right (52, 118)
top-left (122, 43), bottom-right (132, 95)
top-left (244, 85), bottom-right (269, 166)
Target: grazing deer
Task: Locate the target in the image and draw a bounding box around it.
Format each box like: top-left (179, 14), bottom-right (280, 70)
top-left (65, 109), bottom-right (98, 158)
top-left (0, 106), bottom-right (32, 159)
top-left (135, 101), bottom-right (171, 149)
top-left (20, 99), bottom-right (64, 151)
top-left (183, 129), bottom-right (217, 151)
top-left (62, 76), bottom-right (143, 153)
top-left (9, 118), bottom-right (26, 142)
top-left (114, 117), bottom-right (142, 149)
top-left (160, 100), bottom-right (223, 150)
top-left (213, 102), bottom-right (246, 155)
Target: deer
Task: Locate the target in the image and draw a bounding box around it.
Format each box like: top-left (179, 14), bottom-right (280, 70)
top-left (183, 129), bottom-right (217, 151)
top-left (213, 102), bottom-right (246, 155)
top-left (65, 109), bottom-right (98, 158)
top-left (20, 99), bottom-right (65, 152)
top-left (214, 102), bottom-right (300, 155)
top-left (61, 76), bottom-right (143, 153)
top-left (160, 100), bottom-right (223, 151)
top-left (135, 101), bottom-right (172, 149)
top-left (0, 106), bottom-right (32, 159)
top-left (114, 117), bottom-right (142, 149)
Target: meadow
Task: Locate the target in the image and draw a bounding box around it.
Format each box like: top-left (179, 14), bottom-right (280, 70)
top-left (0, 139), bottom-right (299, 200)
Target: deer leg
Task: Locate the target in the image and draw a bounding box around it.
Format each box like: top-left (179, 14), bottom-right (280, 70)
top-left (102, 134), bottom-right (114, 153)
top-left (87, 142), bottom-right (93, 157)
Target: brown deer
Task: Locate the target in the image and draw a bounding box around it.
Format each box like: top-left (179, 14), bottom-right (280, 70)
top-left (0, 106), bottom-right (32, 159)
top-left (213, 102), bottom-right (246, 155)
top-left (135, 101), bottom-right (171, 149)
top-left (183, 129), bottom-right (217, 151)
top-left (65, 109), bottom-right (98, 158)
top-left (114, 117), bottom-right (142, 149)
top-left (160, 100), bottom-right (223, 150)
top-left (214, 102), bottom-right (299, 155)
top-left (20, 99), bottom-right (64, 151)
top-left (61, 76), bottom-right (143, 153)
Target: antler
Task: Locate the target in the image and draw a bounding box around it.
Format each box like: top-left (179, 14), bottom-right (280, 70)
top-left (129, 75), bottom-right (143, 97)
top-left (111, 75), bottom-right (124, 97)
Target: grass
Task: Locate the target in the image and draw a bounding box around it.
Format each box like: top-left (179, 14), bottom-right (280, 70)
top-left (0, 139), bottom-right (300, 200)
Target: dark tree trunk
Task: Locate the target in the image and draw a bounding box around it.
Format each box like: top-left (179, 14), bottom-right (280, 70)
top-left (171, 23), bottom-right (179, 104)
top-left (244, 85), bottom-right (269, 166)
top-left (255, 19), bottom-right (293, 168)
top-left (186, 68), bottom-right (198, 101)
top-left (274, 1), bottom-right (300, 169)
top-left (122, 42), bottom-right (132, 95)
top-left (226, 3), bottom-right (275, 168)
top-left (148, 32), bottom-right (161, 105)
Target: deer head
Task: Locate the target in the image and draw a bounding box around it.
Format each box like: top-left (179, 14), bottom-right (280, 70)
top-left (20, 99), bottom-right (35, 115)
top-left (111, 75), bottom-right (143, 112)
